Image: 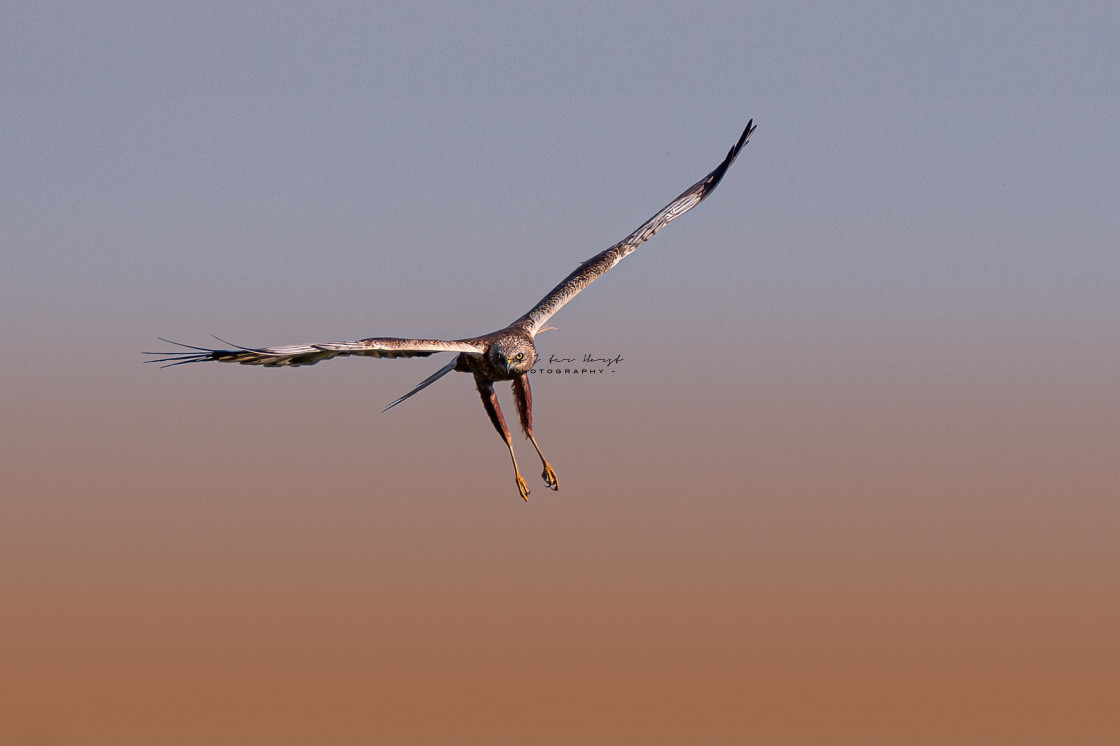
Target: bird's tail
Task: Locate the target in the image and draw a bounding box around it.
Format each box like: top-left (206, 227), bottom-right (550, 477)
top-left (380, 357), bottom-right (458, 413)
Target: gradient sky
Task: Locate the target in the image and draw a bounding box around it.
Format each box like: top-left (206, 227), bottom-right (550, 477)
top-left (3, 2), bottom-right (1119, 744)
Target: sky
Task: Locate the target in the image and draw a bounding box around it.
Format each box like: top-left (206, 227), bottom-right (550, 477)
top-left (3, 2), bottom-right (1119, 744)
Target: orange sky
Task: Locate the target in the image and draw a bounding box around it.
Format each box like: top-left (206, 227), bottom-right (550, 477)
top-left (4, 334), bottom-right (1118, 744)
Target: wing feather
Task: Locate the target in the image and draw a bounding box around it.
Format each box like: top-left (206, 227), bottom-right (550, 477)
top-left (513, 120), bottom-right (755, 335)
top-left (145, 336), bottom-right (483, 368)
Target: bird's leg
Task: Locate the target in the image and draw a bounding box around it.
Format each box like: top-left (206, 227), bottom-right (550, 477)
top-left (475, 375), bottom-right (530, 501)
top-left (512, 374), bottom-right (558, 491)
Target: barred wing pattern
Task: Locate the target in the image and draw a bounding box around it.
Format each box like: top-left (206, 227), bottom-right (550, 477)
top-left (146, 336), bottom-right (484, 368)
top-left (146, 118), bottom-right (756, 501)
top-left (514, 120), bottom-right (755, 335)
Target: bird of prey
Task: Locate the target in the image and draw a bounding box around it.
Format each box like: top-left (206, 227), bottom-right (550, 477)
top-left (148, 120), bottom-right (756, 500)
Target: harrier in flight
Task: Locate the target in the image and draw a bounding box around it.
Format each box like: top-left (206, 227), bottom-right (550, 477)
top-left (149, 120), bottom-right (756, 500)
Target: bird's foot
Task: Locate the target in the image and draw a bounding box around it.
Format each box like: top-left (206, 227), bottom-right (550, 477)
top-left (516, 473), bottom-right (531, 501)
top-left (541, 463), bottom-right (559, 491)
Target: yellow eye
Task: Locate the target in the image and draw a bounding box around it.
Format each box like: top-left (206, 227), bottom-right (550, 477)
top-left (514, 352), bottom-right (524, 360)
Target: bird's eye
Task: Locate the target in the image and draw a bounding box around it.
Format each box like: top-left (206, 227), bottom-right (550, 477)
top-left (514, 352), bottom-right (524, 360)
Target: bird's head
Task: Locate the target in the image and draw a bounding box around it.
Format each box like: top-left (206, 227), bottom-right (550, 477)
top-left (488, 336), bottom-right (536, 376)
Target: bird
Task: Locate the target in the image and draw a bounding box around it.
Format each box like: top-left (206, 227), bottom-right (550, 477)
top-left (147, 120), bottom-right (756, 500)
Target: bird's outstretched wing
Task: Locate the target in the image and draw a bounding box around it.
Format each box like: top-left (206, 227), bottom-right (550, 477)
top-left (145, 336), bottom-right (483, 368)
top-left (513, 120), bottom-right (755, 336)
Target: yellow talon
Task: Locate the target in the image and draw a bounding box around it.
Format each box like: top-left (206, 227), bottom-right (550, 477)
top-left (516, 474), bottom-right (531, 501)
top-left (542, 464), bottom-right (558, 491)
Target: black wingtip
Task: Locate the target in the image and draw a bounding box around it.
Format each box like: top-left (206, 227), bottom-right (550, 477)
top-left (704, 118), bottom-right (756, 192)
top-left (210, 334), bottom-right (267, 353)
top-left (143, 336), bottom-right (230, 367)
top-left (728, 119), bottom-right (756, 161)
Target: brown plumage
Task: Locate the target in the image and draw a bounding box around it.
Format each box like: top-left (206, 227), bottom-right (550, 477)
top-left (147, 120), bottom-right (756, 500)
